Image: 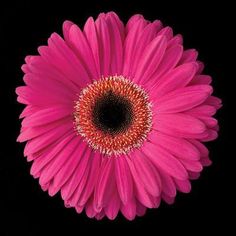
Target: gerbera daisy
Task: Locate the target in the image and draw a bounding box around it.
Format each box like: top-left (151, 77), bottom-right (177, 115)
top-left (16, 12), bottom-right (222, 220)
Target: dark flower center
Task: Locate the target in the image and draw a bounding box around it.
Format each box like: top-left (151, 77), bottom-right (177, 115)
top-left (92, 92), bottom-right (133, 134)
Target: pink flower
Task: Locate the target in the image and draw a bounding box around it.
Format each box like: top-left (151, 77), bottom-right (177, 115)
top-left (16, 12), bottom-right (222, 220)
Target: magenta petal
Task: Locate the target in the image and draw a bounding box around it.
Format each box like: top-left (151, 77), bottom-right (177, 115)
top-left (158, 168), bottom-right (176, 197)
top-left (142, 142), bottom-right (188, 180)
top-left (121, 198), bottom-right (136, 220)
top-left (94, 158), bottom-right (114, 210)
top-left (95, 17), bottom-right (111, 77)
top-left (48, 138), bottom-right (83, 196)
top-left (162, 193), bottom-right (175, 204)
top-left (179, 49), bottom-right (198, 64)
top-left (61, 143), bottom-right (91, 201)
top-left (24, 121), bottom-right (73, 156)
top-left (78, 152), bottom-right (102, 206)
top-left (62, 20), bottom-right (74, 43)
top-left (148, 131), bottom-right (200, 161)
top-left (154, 85), bottom-right (212, 113)
top-left (150, 62), bottom-right (198, 99)
top-left (135, 36), bottom-right (167, 83)
top-left (21, 106), bottom-right (72, 127)
top-left (136, 201), bottom-right (147, 216)
top-left (174, 179), bottom-right (191, 193)
top-left (179, 159), bottom-right (203, 172)
top-left (130, 20), bottom-right (163, 77)
top-left (133, 150), bottom-right (161, 197)
top-left (123, 18), bottom-right (148, 76)
top-left (153, 113), bottom-right (206, 136)
top-left (39, 136), bottom-right (80, 186)
top-left (30, 133), bottom-right (75, 177)
top-left (104, 190), bottom-right (120, 220)
top-left (115, 156), bottom-right (133, 204)
top-left (126, 157), bottom-right (155, 208)
top-left (190, 75), bottom-right (212, 85)
top-left (68, 24), bottom-right (98, 79)
top-left (105, 12), bottom-right (124, 74)
top-left (125, 14), bottom-right (145, 32)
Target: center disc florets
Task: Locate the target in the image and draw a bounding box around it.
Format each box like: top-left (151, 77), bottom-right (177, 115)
top-left (74, 76), bottom-right (152, 156)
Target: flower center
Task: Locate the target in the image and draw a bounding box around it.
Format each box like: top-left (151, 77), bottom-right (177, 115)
top-left (74, 76), bottom-right (152, 156)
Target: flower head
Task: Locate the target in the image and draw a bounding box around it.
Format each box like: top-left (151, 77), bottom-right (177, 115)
top-left (16, 12), bottom-right (222, 220)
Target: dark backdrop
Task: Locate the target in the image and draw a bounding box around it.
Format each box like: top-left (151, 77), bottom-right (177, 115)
top-left (1, 0), bottom-right (233, 235)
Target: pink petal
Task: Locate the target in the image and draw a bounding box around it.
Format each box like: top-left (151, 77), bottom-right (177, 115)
top-left (167, 34), bottom-right (183, 48)
top-left (142, 142), bottom-right (188, 180)
top-left (162, 193), bottom-right (175, 204)
top-left (18, 117), bottom-right (72, 142)
top-left (83, 17), bottom-right (100, 75)
top-left (66, 155), bottom-right (92, 207)
top-left (178, 49), bottom-right (198, 64)
top-left (184, 105), bottom-right (216, 116)
top-left (105, 12), bottom-right (124, 74)
top-left (201, 129), bottom-right (218, 142)
top-left (196, 61), bottom-right (205, 74)
top-left (85, 197), bottom-right (97, 218)
top-left (48, 138), bottom-right (84, 196)
top-left (78, 152), bottom-right (102, 206)
top-left (19, 105), bottom-right (38, 119)
top-left (94, 158), bottom-right (114, 210)
top-left (190, 75), bottom-right (212, 85)
top-left (204, 96), bottom-right (222, 109)
top-left (136, 201), bottom-right (147, 216)
top-left (30, 133), bottom-right (75, 176)
top-left (153, 113), bottom-right (206, 136)
top-left (156, 26), bottom-right (173, 41)
top-left (39, 136), bottom-right (80, 186)
top-left (179, 159), bottom-right (203, 172)
top-left (21, 106), bottom-right (72, 127)
top-left (153, 85), bottom-right (212, 113)
top-left (123, 18), bottom-right (148, 76)
top-left (199, 117), bottom-right (218, 128)
top-left (126, 157), bottom-right (155, 208)
top-left (121, 198), bottom-right (136, 220)
top-left (39, 34), bottom-right (90, 88)
top-left (130, 20), bottom-right (163, 77)
top-left (174, 179), bottom-right (191, 193)
top-left (62, 20), bottom-right (74, 43)
top-left (95, 16), bottom-right (111, 77)
top-left (158, 168), bottom-right (176, 197)
top-left (61, 144), bottom-right (91, 201)
top-left (104, 190), bottom-right (120, 220)
top-left (134, 36), bottom-right (167, 83)
top-left (95, 210), bottom-right (105, 220)
top-left (133, 150), bottom-right (161, 197)
top-left (24, 56), bottom-right (79, 93)
top-left (115, 156), bottom-right (133, 204)
top-left (188, 171), bottom-right (201, 180)
top-left (24, 121), bottom-right (74, 156)
top-left (75, 205), bottom-right (84, 214)
top-left (200, 157), bottom-right (212, 166)
top-left (148, 131), bottom-right (200, 161)
top-left (125, 14), bottom-right (146, 33)
top-left (68, 24), bottom-right (98, 79)
top-left (144, 44), bottom-right (183, 88)
top-left (150, 62), bottom-right (198, 99)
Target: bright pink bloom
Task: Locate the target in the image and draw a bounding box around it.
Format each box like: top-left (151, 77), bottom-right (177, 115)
top-left (16, 12), bottom-right (221, 220)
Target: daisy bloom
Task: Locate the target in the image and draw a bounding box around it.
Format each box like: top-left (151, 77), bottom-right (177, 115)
top-left (16, 12), bottom-right (222, 220)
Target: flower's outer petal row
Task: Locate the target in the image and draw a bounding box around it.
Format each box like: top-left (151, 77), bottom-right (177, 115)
top-left (16, 12), bottom-right (222, 221)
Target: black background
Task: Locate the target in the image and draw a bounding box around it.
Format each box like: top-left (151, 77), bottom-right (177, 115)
top-left (1, 0), bottom-right (234, 235)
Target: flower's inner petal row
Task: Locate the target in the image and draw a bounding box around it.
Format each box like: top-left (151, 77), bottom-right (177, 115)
top-left (74, 76), bottom-right (152, 155)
